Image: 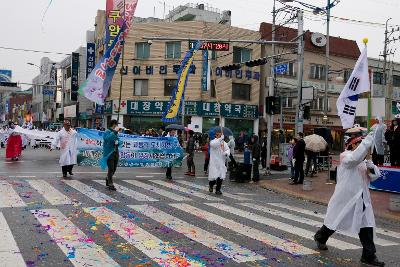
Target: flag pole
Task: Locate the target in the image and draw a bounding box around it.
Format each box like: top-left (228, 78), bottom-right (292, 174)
top-left (363, 38), bottom-right (371, 131)
top-left (117, 0), bottom-right (126, 124)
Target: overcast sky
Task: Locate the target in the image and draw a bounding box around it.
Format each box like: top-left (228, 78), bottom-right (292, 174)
top-left (0, 0), bottom-right (399, 89)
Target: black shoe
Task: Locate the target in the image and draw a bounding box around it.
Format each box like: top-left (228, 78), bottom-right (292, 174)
top-left (289, 180), bottom-right (299, 185)
top-left (209, 185), bottom-right (214, 193)
top-left (166, 176), bottom-right (172, 180)
top-left (215, 190), bottom-right (222, 195)
top-left (105, 178), bottom-right (109, 187)
top-left (314, 235), bottom-right (328, 250)
top-left (108, 185), bottom-right (117, 191)
top-left (360, 257), bottom-right (385, 267)
top-left (69, 172), bottom-right (74, 176)
top-left (62, 174), bottom-right (68, 179)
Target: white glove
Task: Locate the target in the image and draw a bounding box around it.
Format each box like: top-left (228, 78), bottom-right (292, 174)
top-left (365, 159), bottom-right (375, 169)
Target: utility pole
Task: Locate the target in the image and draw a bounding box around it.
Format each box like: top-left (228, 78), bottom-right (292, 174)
top-left (383, 18), bottom-right (391, 120)
top-left (265, 0), bottom-right (277, 174)
top-left (324, 0), bottom-right (331, 117)
top-left (295, 10), bottom-right (304, 135)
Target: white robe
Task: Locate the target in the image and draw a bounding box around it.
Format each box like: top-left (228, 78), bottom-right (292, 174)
top-left (208, 135), bottom-right (230, 181)
top-left (324, 134), bottom-right (381, 234)
top-left (51, 128), bottom-right (77, 166)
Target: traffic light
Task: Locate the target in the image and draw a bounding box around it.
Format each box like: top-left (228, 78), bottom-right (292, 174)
top-left (221, 64), bottom-right (242, 71)
top-left (265, 96), bottom-right (281, 115)
top-left (0, 81), bottom-right (17, 87)
top-left (245, 57), bottom-right (268, 67)
top-left (303, 105), bottom-right (311, 120)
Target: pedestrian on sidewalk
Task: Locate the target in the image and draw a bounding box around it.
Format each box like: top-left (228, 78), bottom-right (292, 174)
top-left (384, 118), bottom-right (400, 166)
top-left (165, 129), bottom-right (177, 180)
top-left (260, 133), bottom-right (267, 170)
top-left (208, 129), bottom-right (230, 195)
top-left (251, 135), bottom-right (260, 182)
top-left (371, 117), bottom-right (386, 166)
top-left (287, 138), bottom-right (296, 180)
top-left (51, 120), bottom-right (77, 179)
top-left (290, 132), bottom-right (305, 185)
top-left (101, 120), bottom-right (120, 191)
top-left (314, 131), bottom-right (385, 267)
top-left (185, 130), bottom-right (196, 176)
top-left (202, 137), bottom-right (210, 174)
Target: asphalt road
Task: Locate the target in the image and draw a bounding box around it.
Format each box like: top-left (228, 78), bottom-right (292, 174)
top-left (0, 148), bottom-right (399, 267)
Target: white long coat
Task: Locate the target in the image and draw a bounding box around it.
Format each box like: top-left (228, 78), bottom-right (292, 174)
top-left (324, 134), bottom-right (381, 234)
top-left (51, 128), bottom-right (77, 166)
top-left (208, 135), bottom-right (230, 181)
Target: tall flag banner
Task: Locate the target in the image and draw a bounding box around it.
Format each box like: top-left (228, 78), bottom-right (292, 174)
top-left (79, 24), bottom-right (126, 105)
top-left (201, 50), bottom-right (209, 92)
top-left (106, 0), bottom-right (138, 48)
top-left (79, 0), bottom-right (138, 105)
top-left (162, 41), bottom-right (202, 122)
top-left (336, 47), bottom-right (370, 129)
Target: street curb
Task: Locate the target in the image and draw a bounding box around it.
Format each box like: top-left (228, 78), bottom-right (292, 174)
top-left (258, 183), bottom-right (400, 223)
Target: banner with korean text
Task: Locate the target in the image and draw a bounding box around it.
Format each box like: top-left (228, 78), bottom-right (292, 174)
top-left (162, 41), bottom-right (201, 122)
top-left (76, 128), bottom-right (184, 168)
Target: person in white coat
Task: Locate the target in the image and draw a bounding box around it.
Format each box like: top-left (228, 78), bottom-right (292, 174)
top-left (314, 132), bottom-right (385, 267)
top-left (51, 120), bottom-right (77, 178)
top-left (208, 129), bottom-right (230, 195)
top-left (371, 117), bottom-right (386, 165)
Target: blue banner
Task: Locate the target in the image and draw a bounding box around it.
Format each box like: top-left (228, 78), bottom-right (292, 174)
top-left (76, 128), bottom-right (183, 168)
top-left (201, 50), bottom-right (209, 92)
top-left (86, 43), bottom-right (96, 78)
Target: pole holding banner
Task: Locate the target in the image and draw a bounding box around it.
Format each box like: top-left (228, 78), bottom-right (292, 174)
top-left (364, 38), bottom-right (372, 131)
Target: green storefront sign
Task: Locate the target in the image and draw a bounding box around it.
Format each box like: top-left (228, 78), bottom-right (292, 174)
top-left (107, 100), bottom-right (258, 119)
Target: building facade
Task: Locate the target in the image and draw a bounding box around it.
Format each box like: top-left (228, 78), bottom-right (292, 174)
top-left (260, 23), bottom-right (360, 150)
top-left (99, 20), bottom-right (262, 136)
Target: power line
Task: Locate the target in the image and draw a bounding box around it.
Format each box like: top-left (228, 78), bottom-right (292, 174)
top-left (0, 46), bottom-right (72, 56)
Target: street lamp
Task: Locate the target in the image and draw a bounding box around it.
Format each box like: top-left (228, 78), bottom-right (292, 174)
top-left (27, 62), bottom-right (43, 73)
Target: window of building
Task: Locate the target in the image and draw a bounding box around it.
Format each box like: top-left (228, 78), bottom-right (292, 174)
top-left (373, 72), bottom-right (383, 84)
top-left (343, 69), bottom-right (353, 83)
top-left (232, 83), bottom-right (251, 100)
top-left (233, 47), bottom-right (252, 63)
top-left (393, 75), bottom-right (400, 87)
top-left (310, 64), bottom-right (326, 80)
top-left (311, 97), bottom-right (330, 111)
top-left (135, 42), bottom-right (150, 59)
top-left (210, 80), bottom-right (216, 98)
top-left (165, 42), bottom-right (181, 59)
top-left (211, 50), bottom-right (217, 60)
top-left (164, 79), bottom-right (177, 96)
top-left (282, 97), bottom-right (294, 108)
top-left (133, 79), bottom-right (149, 96)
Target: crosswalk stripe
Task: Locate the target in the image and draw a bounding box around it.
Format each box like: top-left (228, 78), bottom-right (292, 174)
top-left (27, 180), bottom-right (73, 205)
top-left (267, 202), bottom-right (400, 240)
top-left (62, 180), bottom-right (118, 204)
top-left (123, 180), bottom-right (191, 201)
top-left (93, 180), bottom-right (158, 202)
top-left (32, 209), bottom-right (118, 267)
top-left (84, 206), bottom-right (204, 266)
top-left (150, 180), bottom-right (223, 201)
top-left (0, 212), bottom-right (26, 267)
top-left (175, 180), bottom-right (251, 201)
top-left (240, 203), bottom-right (398, 247)
top-left (0, 181), bottom-right (26, 208)
top-left (204, 203), bottom-right (360, 250)
top-left (170, 203), bottom-right (317, 255)
top-left (129, 204), bottom-right (265, 263)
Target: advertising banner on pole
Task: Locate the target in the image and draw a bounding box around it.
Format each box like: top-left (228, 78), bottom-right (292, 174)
top-left (71, 53), bottom-right (80, 101)
top-left (76, 128), bottom-right (183, 168)
top-left (86, 43), bottom-right (96, 77)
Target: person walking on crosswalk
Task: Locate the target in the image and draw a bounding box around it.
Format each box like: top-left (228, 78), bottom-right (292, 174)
top-left (51, 120), bottom-right (77, 179)
top-left (101, 120), bottom-right (121, 191)
top-left (165, 129), bottom-right (177, 180)
top-left (314, 130), bottom-right (385, 267)
top-left (208, 128), bottom-right (230, 195)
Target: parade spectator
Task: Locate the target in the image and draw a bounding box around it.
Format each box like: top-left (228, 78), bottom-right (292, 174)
top-left (371, 117), bottom-right (386, 165)
top-left (314, 131), bottom-right (385, 267)
top-left (251, 135), bottom-right (261, 182)
top-left (51, 120), bottom-right (77, 179)
top-left (202, 137), bottom-right (210, 174)
top-left (287, 138), bottom-right (296, 180)
top-left (290, 132), bottom-right (305, 185)
top-left (261, 133), bottom-right (267, 170)
top-left (185, 130), bottom-right (196, 176)
top-left (385, 118), bottom-right (400, 166)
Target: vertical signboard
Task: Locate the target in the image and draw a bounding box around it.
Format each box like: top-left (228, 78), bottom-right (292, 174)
top-left (71, 53), bottom-right (80, 101)
top-left (201, 50), bottom-right (209, 92)
top-left (86, 43), bottom-right (96, 78)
